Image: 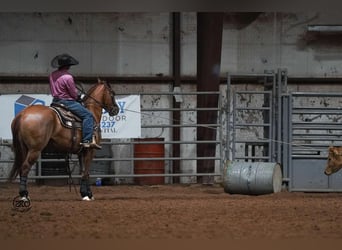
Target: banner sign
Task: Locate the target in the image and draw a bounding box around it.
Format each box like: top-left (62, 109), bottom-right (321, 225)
top-left (0, 94), bottom-right (141, 139)
top-left (100, 95), bottom-right (141, 138)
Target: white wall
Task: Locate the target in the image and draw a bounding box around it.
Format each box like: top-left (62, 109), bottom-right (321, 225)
top-left (221, 12), bottom-right (342, 77)
top-left (181, 12), bottom-right (342, 78)
top-left (0, 13), bottom-right (171, 76)
top-left (3, 12), bottom-right (342, 78)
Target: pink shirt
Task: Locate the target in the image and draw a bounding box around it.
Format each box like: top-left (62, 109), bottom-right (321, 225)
top-left (49, 69), bottom-right (78, 100)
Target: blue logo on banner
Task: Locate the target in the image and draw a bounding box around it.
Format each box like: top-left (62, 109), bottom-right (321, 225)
top-left (14, 95), bottom-right (45, 116)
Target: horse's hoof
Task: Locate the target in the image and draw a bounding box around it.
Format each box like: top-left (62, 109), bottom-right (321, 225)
top-left (20, 196), bottom-right (30, 202)
top-left (82, 196), bottom-right (95, 201)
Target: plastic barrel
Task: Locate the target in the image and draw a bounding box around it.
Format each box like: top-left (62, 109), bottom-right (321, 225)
top-left (40, 151), bottom-right (68, 186)
top-left (223, 161), bottom-right (282, 195)
top-left (134, 138), bottom-right (165, 185)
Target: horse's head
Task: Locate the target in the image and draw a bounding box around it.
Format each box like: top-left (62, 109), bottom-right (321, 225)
top-left (83, 79), bottom-right (119, 117)
top-left (325, 146), bottom-right (342, 175)
top-left (99, 79), bottom-right (120, 116)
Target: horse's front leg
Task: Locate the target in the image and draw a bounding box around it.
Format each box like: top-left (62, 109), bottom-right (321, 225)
top-left (79, 149), bottom-right (96, 201)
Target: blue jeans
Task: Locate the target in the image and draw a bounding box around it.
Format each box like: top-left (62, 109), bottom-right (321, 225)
top-left (54, 99), bottom-right (94, 142)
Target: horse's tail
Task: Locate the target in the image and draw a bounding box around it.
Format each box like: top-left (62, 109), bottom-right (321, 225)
top-left (8, 115), bottom-right (27, 180)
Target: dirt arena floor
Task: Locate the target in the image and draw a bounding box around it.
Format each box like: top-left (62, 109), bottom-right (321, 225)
top-left (1, 182), bottom-right (342, 240)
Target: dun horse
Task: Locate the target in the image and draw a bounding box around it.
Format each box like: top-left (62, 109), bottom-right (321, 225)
top-left (8, 79), bottom-right (119, 201)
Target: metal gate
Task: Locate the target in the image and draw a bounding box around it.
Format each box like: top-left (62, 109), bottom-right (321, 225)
top-left (227, 69), bottom-right (286, 163)
top-left (283, 92), bottom-right (342, 192)
top-left (226, 71), bottom-right (342, 192)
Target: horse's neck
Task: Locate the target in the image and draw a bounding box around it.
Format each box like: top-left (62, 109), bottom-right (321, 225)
top-left (86, 104), bottom-right (102, 124)
top-left (85, 94), bottom-right (103, 124)
top-left (85, 84), bottom-right (105, 123)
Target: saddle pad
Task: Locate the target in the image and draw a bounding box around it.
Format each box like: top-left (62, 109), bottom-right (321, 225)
top-left (49, 103), bottom-right (82, 129)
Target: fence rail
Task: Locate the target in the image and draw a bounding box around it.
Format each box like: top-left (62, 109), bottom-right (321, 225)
top-left (0, 88), bottom-right (226, 183)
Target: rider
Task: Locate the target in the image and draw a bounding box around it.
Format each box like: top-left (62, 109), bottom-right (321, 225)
top-left (49, 53), bottom-right (102, 149)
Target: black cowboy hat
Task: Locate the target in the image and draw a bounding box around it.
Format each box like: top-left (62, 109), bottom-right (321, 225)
top-left (51, 53), bottom-right (79, 68)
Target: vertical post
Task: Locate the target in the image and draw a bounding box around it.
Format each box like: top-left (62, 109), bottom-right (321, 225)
top-left (196, 12), bottom-right (224, 183)
top-left (172, 12), bottom-right (181, 183)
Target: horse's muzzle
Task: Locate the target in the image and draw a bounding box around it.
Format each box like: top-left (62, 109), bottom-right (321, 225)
top-left (109, 106), bottom-right (119, 116)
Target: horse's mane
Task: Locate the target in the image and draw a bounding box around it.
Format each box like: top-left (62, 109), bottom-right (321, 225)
top-left (83, 80), bottom-right (105, 102)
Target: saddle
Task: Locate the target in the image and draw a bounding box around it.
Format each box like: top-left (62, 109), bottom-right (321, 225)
top-left (49, 103), bottom-right (102, 150)
top-left (49, 102), bottom-right (82, 129)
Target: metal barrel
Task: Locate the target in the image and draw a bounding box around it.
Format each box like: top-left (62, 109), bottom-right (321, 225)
top-left (223, 161), bottom-right (282, 195)
top-left (134, 138), bottom-right (165, 185)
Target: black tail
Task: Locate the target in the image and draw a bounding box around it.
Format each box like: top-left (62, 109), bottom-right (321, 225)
top-left (8, 115), bottom-right (27, 180)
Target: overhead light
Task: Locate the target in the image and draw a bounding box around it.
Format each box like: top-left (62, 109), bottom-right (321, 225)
top-left (307, 25), bottom-right (342, 32)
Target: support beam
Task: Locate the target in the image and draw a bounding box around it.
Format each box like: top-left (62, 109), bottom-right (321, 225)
top-left (196, 12), bottom-right (224, 184)
top-left (172, 12), bottom-right (181, 183)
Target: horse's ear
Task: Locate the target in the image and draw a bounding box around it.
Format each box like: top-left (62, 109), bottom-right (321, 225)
top-left (97, 77), bottom-right (101, 83)
top-left (329, 146), bottom-right (340, 156)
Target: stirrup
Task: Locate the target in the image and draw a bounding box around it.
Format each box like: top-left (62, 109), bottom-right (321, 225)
top-left (90, 142), bottom-right (102, 149)
top-left (80, 142), bottom-right (90, 147)
top-left (91, 135), bottom-right (102, 149)
top-left (79, 141), bottom-right (102, 149)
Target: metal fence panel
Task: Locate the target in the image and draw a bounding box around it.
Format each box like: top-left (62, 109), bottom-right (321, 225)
top-left (0, 88), bottom-right (226, 184)
top-left (227, 72), bottom-right (280, 163)
top-left (288, 92), bottom-right (342, 192)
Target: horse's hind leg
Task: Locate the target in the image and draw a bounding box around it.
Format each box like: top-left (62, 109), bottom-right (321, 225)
top-left (19, 150), bottom-right (40, 200)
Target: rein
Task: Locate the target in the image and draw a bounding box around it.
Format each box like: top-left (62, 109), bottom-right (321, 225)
top-left (65, 154), bottom-right (78, 195)
top-left (76, 82), bottom-right (115, 112)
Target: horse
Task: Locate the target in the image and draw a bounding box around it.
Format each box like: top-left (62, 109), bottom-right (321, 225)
top-left (8, 79), bottom-right (119, 201)
top-left (324, 146), bottom-right (342, 176)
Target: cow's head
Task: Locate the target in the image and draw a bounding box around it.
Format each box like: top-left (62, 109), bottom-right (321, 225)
top-left (325, 146), bottom-right (342, 175)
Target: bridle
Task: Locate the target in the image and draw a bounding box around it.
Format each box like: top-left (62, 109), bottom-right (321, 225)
top-left (331, 151), bottom-right (342, 157)
top-left (77, 81), bottom-right (119, 116)
top-left (329, 146), bottom-right (342, 157)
